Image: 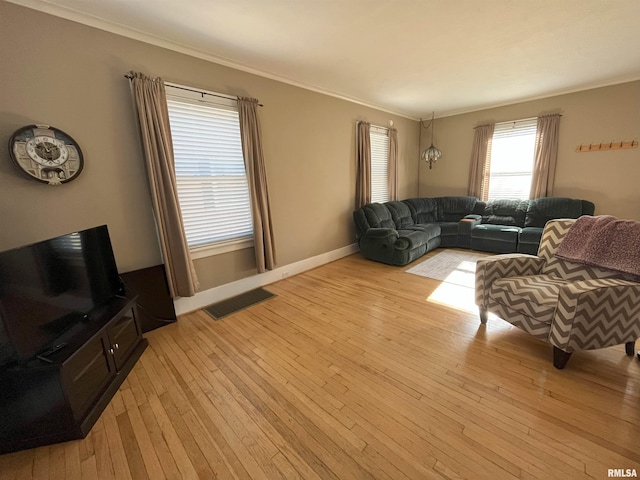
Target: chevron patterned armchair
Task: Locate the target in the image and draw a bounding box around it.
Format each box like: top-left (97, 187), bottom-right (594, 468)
top-left (475, 218), bottom-right (640, 369)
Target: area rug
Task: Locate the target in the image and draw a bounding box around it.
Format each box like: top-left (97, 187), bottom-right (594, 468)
top-left (406, 250), bottom-right (492, 286)
top-left (203, 287), bottom-right (275, 320)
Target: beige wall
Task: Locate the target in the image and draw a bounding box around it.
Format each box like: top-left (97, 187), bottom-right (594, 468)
top-left (0, 2), bottom-right (419, 291)
top-left (419, 81), bottom-right (640, 220)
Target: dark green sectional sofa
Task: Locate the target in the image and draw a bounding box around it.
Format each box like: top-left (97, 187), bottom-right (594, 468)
top-left (353, 196), bottom-right (595, 266)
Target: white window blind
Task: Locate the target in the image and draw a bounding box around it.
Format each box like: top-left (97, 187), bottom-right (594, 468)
top-left (370, 125), bottom-right (389, 203)
top-left (486, 118), bottom-right (537, 201)
top-left (166, 85), bottom-right (253, 251)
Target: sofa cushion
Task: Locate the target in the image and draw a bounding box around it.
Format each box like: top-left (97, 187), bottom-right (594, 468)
top-left (403, 223), bottom-right (442, 239)
top-left (385, 201), bottom-right (415, 229)
top-left (472, 224), bottom-right (521, 239)
top-left (396, 229), bottom-right (432, 250)
top-left (482, 199), bottom-right (528, 226)
top-left (525, 197), bottom-right (592, 228)
top-left (435, 196), bottom-right (477, 222)
top-left (471, 224), bottom-right (521, 253)
top-left (403, 198), bottom-right (438, 224)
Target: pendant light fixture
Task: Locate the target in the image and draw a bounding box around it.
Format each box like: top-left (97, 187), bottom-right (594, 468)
top-left (420, 112), bottom-right (442, 169)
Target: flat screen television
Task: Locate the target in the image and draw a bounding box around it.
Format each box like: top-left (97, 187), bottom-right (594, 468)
top-left (0, 225), bottom-right (122, 369)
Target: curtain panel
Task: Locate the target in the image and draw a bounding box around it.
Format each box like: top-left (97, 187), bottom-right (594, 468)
top-left (467, 123), bottom-right (495, 200)
top-left (127, 71), bottom-right (200, 298)
top-left (530, 114), bottom-right (561, 198)
top-left (237, 97), bottom-right (276, 273)
top-left (388, 127), bottom-right (398, 201)
top-left (355, 122), bottom-right (371, 209)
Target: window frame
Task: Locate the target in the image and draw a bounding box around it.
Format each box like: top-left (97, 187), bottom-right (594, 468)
top-left (165, 83), bottom-right (254, 258)
top-left (483, 117), bottom-right (538, 201)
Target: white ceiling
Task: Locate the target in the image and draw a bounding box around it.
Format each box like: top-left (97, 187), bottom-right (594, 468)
top-left (9, 0), bottom-right (640, 118)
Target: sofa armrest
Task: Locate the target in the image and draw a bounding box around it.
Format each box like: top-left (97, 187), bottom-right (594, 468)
top-left (357, 228), bottom-right (399, 263)
top-left (475, 254), bottom-right (546, 308)
top-left (459, 215), bottom-right (482, 236)
top-left (362, 227), bottom-right (398, 240)
top-left (550, 278), bottom-right (640, 351)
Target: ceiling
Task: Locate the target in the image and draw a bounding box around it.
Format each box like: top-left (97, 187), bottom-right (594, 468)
top-left (9, 0), bottom-right (640, 119)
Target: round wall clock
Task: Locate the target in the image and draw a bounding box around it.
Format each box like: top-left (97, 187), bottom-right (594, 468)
top-left (8, 124), bottom-right (84, 185)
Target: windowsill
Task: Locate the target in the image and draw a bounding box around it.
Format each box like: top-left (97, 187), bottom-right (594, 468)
top-left (190, 237), bottom-right (254, 260)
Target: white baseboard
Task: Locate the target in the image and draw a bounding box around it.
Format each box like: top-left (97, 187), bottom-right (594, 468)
top-left (174, 243), bottom-right (359, 316)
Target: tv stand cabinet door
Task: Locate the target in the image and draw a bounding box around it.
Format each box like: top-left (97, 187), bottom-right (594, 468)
top-left (63, 333), bottom-right (115, 420)
top-left (107, 305), bottom-right (141, 371)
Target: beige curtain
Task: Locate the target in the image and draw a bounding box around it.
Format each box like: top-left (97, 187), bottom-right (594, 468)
top-left (467, 124), bottom-right (495, 200)
top-left (387, 128), bottom-right (398, 201)
top-left (355, 122), bottom-right (371, 208)
top-left (530, 114), bottom-right (561, 198)
top-left (128, 71), bottom-right (199, 298)
top-left (237, 97), bottom-right (276, 273)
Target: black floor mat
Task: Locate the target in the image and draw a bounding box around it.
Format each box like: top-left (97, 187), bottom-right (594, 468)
top-left (203, 288), bottom-right (275, 320)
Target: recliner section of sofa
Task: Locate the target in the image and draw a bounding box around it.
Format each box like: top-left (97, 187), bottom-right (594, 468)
top-left (353, 196), bottom-right (595, 266)
top-left (353, 202), bottom-right (441, 266)
top-left (471, 199), bottom-right (529, 253)
top-left (517, 197), bottom-right (595, 254)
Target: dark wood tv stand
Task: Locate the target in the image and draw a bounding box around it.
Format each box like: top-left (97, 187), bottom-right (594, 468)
top-left (0, 296), bottom-right (148, 454)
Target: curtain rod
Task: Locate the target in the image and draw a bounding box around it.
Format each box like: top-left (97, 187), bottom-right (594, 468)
top-left (124, 74), bottom-right (263, 107)
top-left (474, 114), bottom-right (562, 129)
top-left (356, 121), bottom-right (390, 132)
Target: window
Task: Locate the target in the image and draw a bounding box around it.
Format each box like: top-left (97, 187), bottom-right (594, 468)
top-left (484, 118), bottom-right (537, 201)
top-left (165, 84), bottom-right (253, 257)
top-left (370, 125), bottom-right (390, 203)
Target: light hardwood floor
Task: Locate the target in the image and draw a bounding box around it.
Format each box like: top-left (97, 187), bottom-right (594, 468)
top-left (1, 250), bottom-right (640, 479)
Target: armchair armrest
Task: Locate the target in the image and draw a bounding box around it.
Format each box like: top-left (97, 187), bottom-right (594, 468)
top-left (550, 278), bottom-right (640, 351)
top-left (475, 254), bottom-right (546, 308)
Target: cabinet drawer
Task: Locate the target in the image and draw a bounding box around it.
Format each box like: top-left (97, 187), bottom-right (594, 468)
top-left (108, 307), bottom-right (139, 370)
top-left (63, 335), bottom-right (113, 419)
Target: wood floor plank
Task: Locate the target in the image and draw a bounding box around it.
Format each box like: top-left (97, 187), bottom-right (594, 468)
top-left (137, 402), bottom-right (182, 480)
top-left (115, 411), bottom-right (149, 480)
top-left (2, 251), bottom-right (640, 478)
top-left (79, 455), bottom-right (98, 480)
top-left (90, 420), bottom-right (116, 480)
top-left (63, 442), bottom-right (82, 480)
top-left (31, 446), bottom-right (50, 480)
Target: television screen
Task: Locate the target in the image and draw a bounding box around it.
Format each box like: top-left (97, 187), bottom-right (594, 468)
top-left (0, 226), bottom-right (121, 367)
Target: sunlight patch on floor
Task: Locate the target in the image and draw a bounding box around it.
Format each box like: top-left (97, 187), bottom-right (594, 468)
top-left (427, 260), bottom-right (478, 313)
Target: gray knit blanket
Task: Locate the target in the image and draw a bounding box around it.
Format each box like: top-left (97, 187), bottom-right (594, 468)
top-left (555, 215), bottom-right (640, 278)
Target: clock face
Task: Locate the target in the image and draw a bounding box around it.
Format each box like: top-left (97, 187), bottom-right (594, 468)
top-left (26, 136), bottom-right (70, 166)
top-left (8, 125), bottom-right (84, 185)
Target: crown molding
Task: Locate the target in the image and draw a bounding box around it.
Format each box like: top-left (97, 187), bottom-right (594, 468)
top-left (433, 75), bottom-right (640, 119)
top-left (5, 0), bottom-right (417, 121)
top-left (7, 0), bottom-right (640, 122)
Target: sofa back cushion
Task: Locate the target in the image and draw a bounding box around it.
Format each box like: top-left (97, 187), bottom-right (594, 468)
top-left (482, 199), bottom-right (528, 226)
top-left (353, 203), bottom-right (396, 238)
top-left (403, 198), bottom-right (438, 224)
top-left (525, 197), bottom-right (595, 227)
top-left (385, 201), bottom-right (415, 229)
top-left (434, 196), bottom-right (477, 222)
